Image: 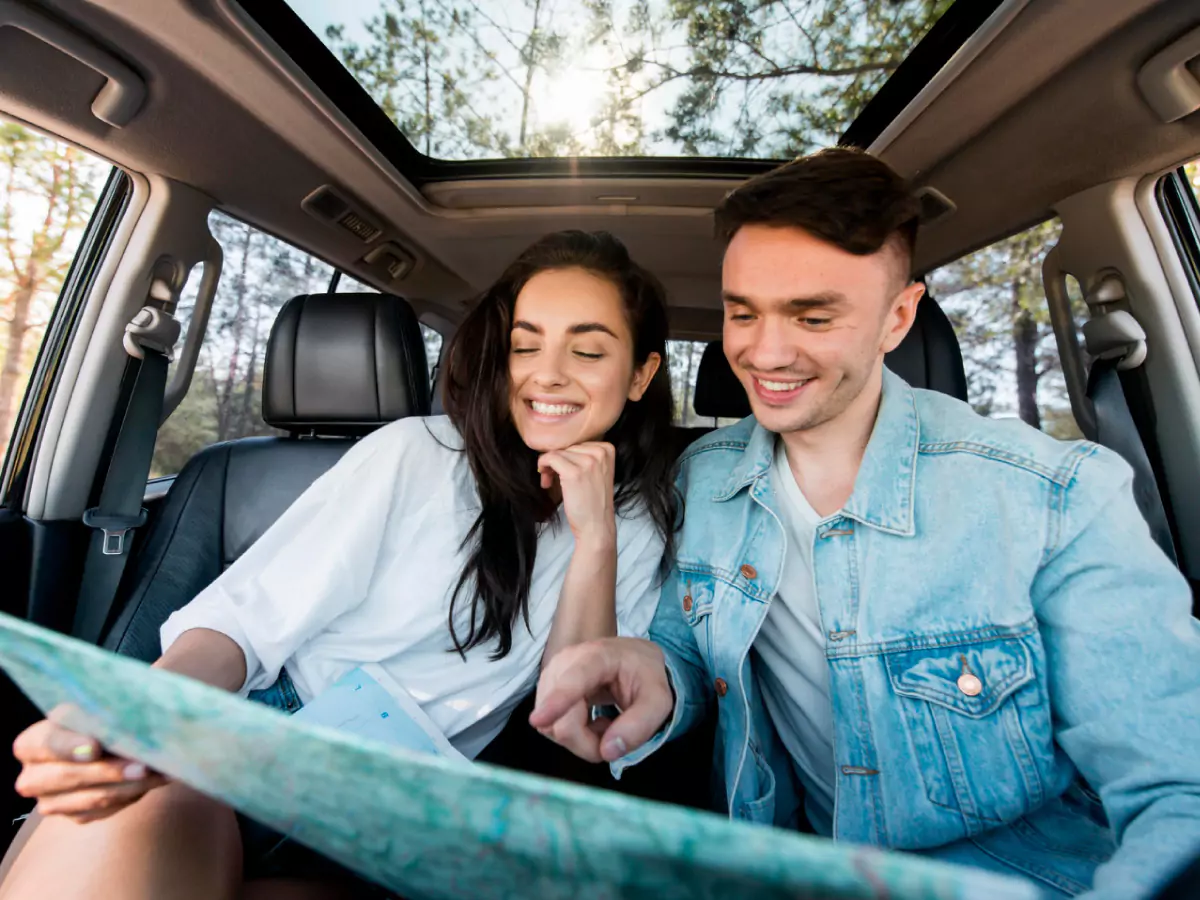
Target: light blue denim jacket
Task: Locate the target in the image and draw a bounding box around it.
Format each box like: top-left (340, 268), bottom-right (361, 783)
top-left (614, 367), bottom-right (1200, 899)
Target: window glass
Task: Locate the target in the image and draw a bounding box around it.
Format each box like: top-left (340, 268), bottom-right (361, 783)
top-left (926, 219), bottom-right (1086, 440)
top-left (286, 0), bottom-right (955, 161)
top-left (151, 212), bottom-right (336, 476)
top-left (666, 339), bottom-right (739, 428)
top-left (0, 118), bottom-right (112, 463)
top-left (340, 274), bottom-right (443, 385)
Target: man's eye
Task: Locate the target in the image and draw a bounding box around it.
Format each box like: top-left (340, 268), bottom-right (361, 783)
top-left (803, 318), bottom-right (832, 327)
top-left (730, 313), bottom-right (754, 322)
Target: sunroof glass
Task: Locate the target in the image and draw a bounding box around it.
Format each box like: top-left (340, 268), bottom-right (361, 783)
top-left (285, 0), bottom-right (955, 162)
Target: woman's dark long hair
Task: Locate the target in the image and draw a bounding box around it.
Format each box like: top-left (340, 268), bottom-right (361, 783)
top-left (440, 230), bottom-right (679, 660)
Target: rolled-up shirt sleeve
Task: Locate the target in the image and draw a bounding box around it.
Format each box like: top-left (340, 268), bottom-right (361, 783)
top-left (160, 421), bottom-right (411, 694)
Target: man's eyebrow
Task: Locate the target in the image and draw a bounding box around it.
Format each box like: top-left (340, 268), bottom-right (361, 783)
top-left (721, 291), bottom-right (849, 310)
top-left (785, 292), bottom-right (849, 311)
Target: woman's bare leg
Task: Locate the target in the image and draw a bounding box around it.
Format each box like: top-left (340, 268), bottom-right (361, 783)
top-left (0, 783), bottom-right (243, 900)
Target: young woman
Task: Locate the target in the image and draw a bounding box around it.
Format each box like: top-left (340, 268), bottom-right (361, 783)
top-left (1, 230), bottom-right (680, 900)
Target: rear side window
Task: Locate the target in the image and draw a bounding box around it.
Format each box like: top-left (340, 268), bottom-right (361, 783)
top-left (666, 339), bottom-right (740, 428)
top-left (925, 219), bottom-right (1086, 440)
top-left (0, 119), bottom-right (113, 467)
top-left (151, 212), bottom-right (336, 477)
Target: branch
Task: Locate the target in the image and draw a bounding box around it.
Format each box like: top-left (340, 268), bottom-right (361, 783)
top-left (427, 0), bottom-right (526, 95)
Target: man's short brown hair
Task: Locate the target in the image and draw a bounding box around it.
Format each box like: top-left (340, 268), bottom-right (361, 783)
top-left (714, 147), bottom-right (920, 278)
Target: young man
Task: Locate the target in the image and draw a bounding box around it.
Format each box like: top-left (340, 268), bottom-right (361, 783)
top-left (530, 148), bottom-right (1200, 899)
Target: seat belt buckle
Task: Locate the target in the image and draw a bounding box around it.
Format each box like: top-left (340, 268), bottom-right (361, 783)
top-left (83, 508), bottom-right (148, 556)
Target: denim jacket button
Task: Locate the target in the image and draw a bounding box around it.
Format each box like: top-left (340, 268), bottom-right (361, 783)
top-left (739, 563), bottom-right (758, 580)
top-left (957, 673), bottom-right (983, 696)
top-left (714, 677), bottom-right (729, 697)
top-left (682, 594), bottom-right (693, 612)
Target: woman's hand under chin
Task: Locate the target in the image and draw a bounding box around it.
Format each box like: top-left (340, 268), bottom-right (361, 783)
top-left (537, 441), bottom-right (617, 547)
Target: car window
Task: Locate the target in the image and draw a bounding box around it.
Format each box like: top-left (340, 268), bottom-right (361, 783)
top-left (926, 219), bottom-right (1086, 440)
top-left (0, 118), bottom-right (113, 465)
top-left (150, 211), bottom-right (336, 477)
top-left (666, 339), bottom-right (740, 428)
top-left (339, 274), bottom-right (443, 386)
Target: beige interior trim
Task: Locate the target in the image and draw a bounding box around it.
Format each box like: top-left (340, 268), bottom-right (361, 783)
top-left (1055, 176), bottom-right (1200, 576)
top-left (34, 175), bottom-right (220, 521)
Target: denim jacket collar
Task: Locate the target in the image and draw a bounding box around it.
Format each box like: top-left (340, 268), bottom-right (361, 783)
top-left (714, 366), bottom-right (919, 536)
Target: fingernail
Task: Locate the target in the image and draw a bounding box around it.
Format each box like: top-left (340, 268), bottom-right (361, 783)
top-left (604, 736), bottom-right (628, 758)
top-left (71, 743), bottom-right (97, 762)
top-left (123, 762), bottom-right (147, 780)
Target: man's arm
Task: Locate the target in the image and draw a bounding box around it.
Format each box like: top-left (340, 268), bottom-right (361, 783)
top-left (608, 568), bottom-right (714, 775)
top-left (531, 563), bottom-right (715, 765)
top-left (1035, 446), bottom-right (1200, 899)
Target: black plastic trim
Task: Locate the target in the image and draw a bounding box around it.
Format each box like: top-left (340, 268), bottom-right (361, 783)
top-left (841, 0), bottom-right (1007, 149)
top-left (1157, 167), bottom-right (1200, 310)
top-left (235, 0), bottom-right (990, 185)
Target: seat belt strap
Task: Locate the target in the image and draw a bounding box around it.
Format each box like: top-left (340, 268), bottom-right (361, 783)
top-left (72, 305), bottom-right (178, 644)
top-left (1086, 357), bottom-right (1178, 564)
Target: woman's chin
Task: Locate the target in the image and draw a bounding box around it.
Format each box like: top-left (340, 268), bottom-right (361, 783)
top-left (515, 420), bottom-right (604, 453)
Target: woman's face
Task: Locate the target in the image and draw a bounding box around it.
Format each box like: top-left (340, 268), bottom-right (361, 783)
top-left (508, 267), bottom-right (660, 453)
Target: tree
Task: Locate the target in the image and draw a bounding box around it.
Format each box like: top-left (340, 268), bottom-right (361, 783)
top-left (930, 220), bottom-right (1085, 439)
top-left (0, 123), bottom-right (104, 450)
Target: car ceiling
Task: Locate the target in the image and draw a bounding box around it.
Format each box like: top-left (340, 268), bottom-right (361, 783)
top-left (1, 0), bottom-right (1199, 340)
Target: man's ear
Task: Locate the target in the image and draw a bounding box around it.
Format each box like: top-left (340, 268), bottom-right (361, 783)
top-left (880, 281), bottom-right (926, 355)
top-left (628, 352), bottom-right (662, 402)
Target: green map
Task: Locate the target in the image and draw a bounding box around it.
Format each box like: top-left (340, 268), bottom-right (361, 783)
top-left (0, 612), bottom-right (1039, 899)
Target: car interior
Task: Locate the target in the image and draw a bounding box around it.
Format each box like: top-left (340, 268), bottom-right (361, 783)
top-left (2, 0), bottom-right (1200, 883)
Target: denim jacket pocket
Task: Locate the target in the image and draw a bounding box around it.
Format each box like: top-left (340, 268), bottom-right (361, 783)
top-left (886, 632), bottom-right (1048, 834)
top-left (737, 749), bottom-right (777, 824)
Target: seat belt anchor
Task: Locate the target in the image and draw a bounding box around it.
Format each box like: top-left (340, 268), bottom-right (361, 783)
top-left (82, 508), bottom-right (148, 556)
top-left (123, 305), bottom-right (181, 361)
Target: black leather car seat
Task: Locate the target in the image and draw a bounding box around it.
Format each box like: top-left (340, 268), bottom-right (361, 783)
top-left (103, 292), bottom-right (431, 659)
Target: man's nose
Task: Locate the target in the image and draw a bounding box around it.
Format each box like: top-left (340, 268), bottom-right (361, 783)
top-left (743, 320), bottom-right (798, 371)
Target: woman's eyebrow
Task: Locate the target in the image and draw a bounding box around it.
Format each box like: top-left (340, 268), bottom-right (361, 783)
top-left (569, 322), bottom-right (618, 338)
top-left (512, 321), bottom-right (541, 334)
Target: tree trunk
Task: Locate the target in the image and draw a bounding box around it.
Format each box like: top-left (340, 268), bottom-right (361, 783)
top-left (518, 0), bottom-right (544, 151)
top-left (217, 228), bottom-right (255, 441)
top-left (683, 341), bottom-right (698, 425)
top-left (0, 277), bottom-right (35, 441)
top-left (1012, 281), bottom-right (1041, 430)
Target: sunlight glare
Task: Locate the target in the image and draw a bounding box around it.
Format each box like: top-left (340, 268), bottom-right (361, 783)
top-left (533, 63), bottom-right (609, 136)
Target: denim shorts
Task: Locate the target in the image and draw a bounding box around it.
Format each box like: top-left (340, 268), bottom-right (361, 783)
top-left (240, 670), bottom-right (392, 895)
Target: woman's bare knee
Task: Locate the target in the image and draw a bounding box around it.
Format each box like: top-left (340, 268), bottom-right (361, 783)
top-left (0, 782), bottom-right (243, 900)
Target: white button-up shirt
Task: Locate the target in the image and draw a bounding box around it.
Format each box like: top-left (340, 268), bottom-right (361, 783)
top-left (161, 416), bottom-right (666, 758)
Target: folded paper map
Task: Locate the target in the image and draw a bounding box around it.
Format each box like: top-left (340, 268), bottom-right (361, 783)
top-left (0, 612), bottom-right (1039, 900)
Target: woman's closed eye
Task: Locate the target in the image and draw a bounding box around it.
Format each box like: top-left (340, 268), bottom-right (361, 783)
top-left (574, 350), bottom-right (605, 360)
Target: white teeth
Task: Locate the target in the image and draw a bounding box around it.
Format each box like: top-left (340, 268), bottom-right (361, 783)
top-left (757, 377), bottom-right (811, 392)
top-left (530, 401), bottom-right (582, 416)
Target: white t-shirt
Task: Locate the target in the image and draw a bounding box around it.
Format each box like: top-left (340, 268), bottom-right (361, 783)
top-left (161, 416), bottom-right (666, 759)
top-left (753, 437), bottom-right (838, 829)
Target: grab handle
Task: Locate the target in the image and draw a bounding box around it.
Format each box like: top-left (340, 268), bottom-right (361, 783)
top-left (0, 0), bottom-right (146, 127)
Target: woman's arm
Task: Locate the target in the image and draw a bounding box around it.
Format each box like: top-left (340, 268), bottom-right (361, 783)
top-left (152, 627), bottom-right (248, 691)
top-left (544, 533), bottom-right (618, 662)
top-left (538, 441), bottom-right (619, 663)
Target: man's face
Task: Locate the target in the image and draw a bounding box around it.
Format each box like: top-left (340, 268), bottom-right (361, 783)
top-left (721, 224), bottom-right (923, 435)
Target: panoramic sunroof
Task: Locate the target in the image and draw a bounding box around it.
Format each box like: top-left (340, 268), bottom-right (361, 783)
top-left (241, 0), bottom-right (1000, 181)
